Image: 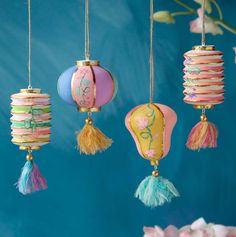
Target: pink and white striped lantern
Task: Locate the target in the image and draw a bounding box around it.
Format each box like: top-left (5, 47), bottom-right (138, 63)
top-left (183, 45), bottom-right (224, 150)
top-left (183, 0), bottom-right (225, 151)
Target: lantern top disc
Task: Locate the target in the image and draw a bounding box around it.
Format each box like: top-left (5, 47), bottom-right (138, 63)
top-left (20, 88), bottom-right (41, 94)
top-left (192, 45), bottom-right (216, 51)
top-left (76, 60), bottom-right (100, 67)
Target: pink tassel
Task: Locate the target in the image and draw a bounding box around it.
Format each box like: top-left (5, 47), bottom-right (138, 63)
top-left (31, 162), bottom-right (48, 191)
top-left (186, 115), bottom-right (218, 151)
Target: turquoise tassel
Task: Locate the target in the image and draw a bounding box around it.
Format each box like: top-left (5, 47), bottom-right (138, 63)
top-left (17, 159), bottom-right (48, 195)
top-left (135, 175), bottom-right (179, 207)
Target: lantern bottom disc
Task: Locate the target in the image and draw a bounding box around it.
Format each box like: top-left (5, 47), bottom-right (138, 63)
top-left (184, 99), bottom-right (223, 107)
top-left (78, 107), bottom-right (101, 113)
top-left (193, 104), bottom-right (215, 109)
top-left (19, 145), bottom-right (41, 151)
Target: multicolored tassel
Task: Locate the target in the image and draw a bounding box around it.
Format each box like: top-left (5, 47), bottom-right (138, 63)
top-left (17, 152), bottom-right (47, 195)
top-left (135, 169), bottom-right (179, 208)
top-left (77, 116), bottom-right (113, 155)
top-left (186, 114), bottom-right (218, 151)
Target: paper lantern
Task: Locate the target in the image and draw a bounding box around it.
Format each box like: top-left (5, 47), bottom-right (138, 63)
top-left (57, 0), bottom-right (117, 155)
top-left (125, 103), bottom-right (179, 207)
top-left (183, 45), bottom-right (224, 150)
top-left (11, 89), bottom-right (51, 194)
top-left (124, 0), bottom-right (179, 208)
top-left (10, 0), bottom-right (52, 195)
top-left (57, 60), bottom-right (116, 154)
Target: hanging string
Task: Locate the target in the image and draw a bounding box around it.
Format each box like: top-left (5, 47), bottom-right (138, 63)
top-left (149, 0), bottom-right (154, 103)
top-left (201, 0), bottom-right (206, 115)
top-left (85, 0), bottom-right (90, 60)
top-left (201, 0), bottom-right (206, 46)
top-left (28, 0), bottom-right (32, 89)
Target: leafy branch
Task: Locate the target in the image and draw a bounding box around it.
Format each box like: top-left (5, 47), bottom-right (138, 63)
top-left (154, 0), bottom-right (236, 35)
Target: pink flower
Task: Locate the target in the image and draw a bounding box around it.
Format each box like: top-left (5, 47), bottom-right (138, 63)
top-left (136, 117), bottom-right (149, 130)
top-left (165, 225), bottom-right (180, 237)
top-left (144, 218), bottom-right (236, 237)
top-left (144, 225), bottom-right (179, 237)
top-left (153, 133), bottom-right (159, 140)
top-left (190, 9), bottom-right (223, 35)
top-left (144, 226), bottom-right (164, 237)
top-left (228, 228), bottom-right (236, 237)
top-left (180, 218), bottom-right (227, 237)
top-left (212, 225), bottom-right (228, 237)
top-left (144, 149), bottom-right (156, 158)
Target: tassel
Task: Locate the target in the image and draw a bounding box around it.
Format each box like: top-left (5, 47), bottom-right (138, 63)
top-left (17, 152), bottom-right (47, 195)
top-left (135, 169), bottom-right (179, 208)
top-left (186, 114), bottom-right (218, 151)
top-left (77, 117), bottom-right (113, 155)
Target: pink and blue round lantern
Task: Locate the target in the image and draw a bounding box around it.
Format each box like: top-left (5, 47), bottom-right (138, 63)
top-left (58, 60), bottom-right (116, 112)
top-left (57, 60), bottom-right (117, 155)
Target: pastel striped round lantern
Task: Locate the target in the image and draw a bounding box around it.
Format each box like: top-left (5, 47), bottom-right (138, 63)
top-left (183, 45), bottom-right (224, 150)
top-left (11, 88), bottom-right (51, 194)
top-left (57, 60), bottom-right (116, 155)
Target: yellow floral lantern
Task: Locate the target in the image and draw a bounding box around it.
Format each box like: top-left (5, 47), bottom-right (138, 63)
top-left (125, 0), bottom-right (179, 208)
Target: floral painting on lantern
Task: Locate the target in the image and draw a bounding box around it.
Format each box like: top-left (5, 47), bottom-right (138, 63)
top-left (127, 104), bottom-right (165, 161)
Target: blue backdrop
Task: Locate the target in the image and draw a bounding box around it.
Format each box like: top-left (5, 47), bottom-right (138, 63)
top-left (0, 0), bottom-right (235, 236)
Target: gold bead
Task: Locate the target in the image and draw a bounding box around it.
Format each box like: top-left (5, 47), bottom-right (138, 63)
top-left (152, 170), bottom-right (159, 177)
top-left (26, 153), bottom-right (33, 161)
top-left (85, 118), bottom-right (93, 125)
top-left (200, 114), bottom-right (207, 122)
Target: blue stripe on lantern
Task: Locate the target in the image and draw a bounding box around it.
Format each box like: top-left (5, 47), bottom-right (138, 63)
top-left (57, 66), bottom-right (77, 105)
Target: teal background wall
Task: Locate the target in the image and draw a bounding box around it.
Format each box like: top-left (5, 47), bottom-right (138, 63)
top-left (0, 0), bottom-right (235, 236)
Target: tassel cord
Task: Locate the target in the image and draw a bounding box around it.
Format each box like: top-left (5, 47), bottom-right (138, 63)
top-left (201, 0), bottom-right (206, 46)
top-left (149, 0), bottom-right (154, 103)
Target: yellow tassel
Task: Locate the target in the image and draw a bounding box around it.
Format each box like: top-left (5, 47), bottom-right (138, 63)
top-left (77, 117), bottom-right (113, 155)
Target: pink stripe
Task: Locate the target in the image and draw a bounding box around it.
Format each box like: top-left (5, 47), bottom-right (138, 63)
top-left (184, 96), bottom-right (224, 101)
top-left (11, 114), bottom-right (51, 120)
top-left (184, 89), bottom-right (225, 94)
top-left (184, 74), bottom-right (224, 79)
top-left (12, 128), bottom-right (50, 135)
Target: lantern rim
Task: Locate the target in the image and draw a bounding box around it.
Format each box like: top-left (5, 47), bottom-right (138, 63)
top-left (19, 145), bottom-right (41, 151)
top-left (77, 107), bottom-right (101, 113)
top-left (76, 60), bottom-right (100, 66)
top-left (192, 45), bottom-right (215, 51)
top-left (184, 99), bottom-right (223, 107)
top-left (20, 88), bottom-right (41, 94)
top-left (193, 104), bottom-right (215, 109)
